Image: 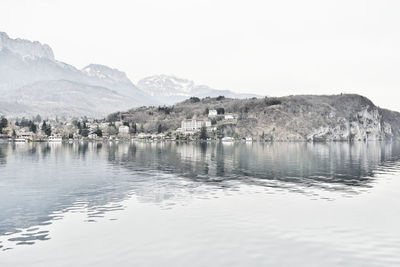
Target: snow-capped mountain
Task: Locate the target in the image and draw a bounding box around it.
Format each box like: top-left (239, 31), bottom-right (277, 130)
top-left (0, 32), bottom-right (153, 117)
top-left (137, 75), bottom-right (261, 105)
top-left (0, 31), bottom-right (262, 118)
top-left (138, 75), bottom-right (194, 97)
top-left (82, 64), bottom-right (132, 85)
top-left (0, 32), bottom-right (54, 60)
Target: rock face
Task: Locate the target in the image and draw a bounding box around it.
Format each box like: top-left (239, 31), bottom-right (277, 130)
top-left (113, 94), bottom-right (400, 141)
top-left (137, 75), bottom-right (260, 105)
top-left (307, 107), bottom-right (393, 141)
top-left (0, 32), bottom-right (54, 60)
top-left (240, 94), bottom-right (400, 141)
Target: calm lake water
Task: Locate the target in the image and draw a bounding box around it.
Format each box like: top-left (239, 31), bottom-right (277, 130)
top-left (0, 141), bottom-right (400, 266)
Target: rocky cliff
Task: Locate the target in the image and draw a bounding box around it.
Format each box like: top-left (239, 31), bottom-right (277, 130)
top-left (113, 94), bottom-right (400, 141)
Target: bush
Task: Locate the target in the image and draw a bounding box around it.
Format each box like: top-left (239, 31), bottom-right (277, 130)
top-left (158, 106), bottom-right (173, 114)
top-left (189, 97), bottom-right (201, 103)
top-left (216, 108), bottom-right (225, 115)
top-left (264, 97), bottom-right (282, 106)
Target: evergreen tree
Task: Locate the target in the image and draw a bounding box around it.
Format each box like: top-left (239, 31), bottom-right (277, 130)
top-left (216, 126), bottom-right (224, 140)
top-left (94, 127), bottom-right (103, 137)
top-left (216, 107), bottom-right (225, 115)
top-left (44, 124), bottom-right (52, 136)
top-left (200, 125), bottom-right (208, 140)
top-left (157, 124), bottom-right (162, 134)
top-left (41, 121), bottom-right (51, 136)
top-left (29, 122), bottom-right (37, 133)
top-left (0, 117), bottom-right (7, 134)
top-left (81, 128), bottom-right (89, 137)
top-left (131, 122), bottom-right (137, 134)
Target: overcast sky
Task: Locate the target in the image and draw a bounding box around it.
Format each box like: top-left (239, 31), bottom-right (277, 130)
top-left (1, 0), bottom-right (400, 110)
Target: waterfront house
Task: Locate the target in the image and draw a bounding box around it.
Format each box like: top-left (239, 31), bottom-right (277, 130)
top-left (180, 117), bottom-right (211, 134)
top-left (137, 133), bottom-right (151, 139)
top-left (88, 133), bottom-right (98, 139)
top-left (118, 125), bottom-right (130, 137)
top-left (222, 136), bottom-right (235, 142)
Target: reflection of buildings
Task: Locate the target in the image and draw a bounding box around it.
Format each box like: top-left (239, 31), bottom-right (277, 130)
top-left (2, 141), bottom-right (400, 249)
top-left (125, 141), bottom-right (400, 191)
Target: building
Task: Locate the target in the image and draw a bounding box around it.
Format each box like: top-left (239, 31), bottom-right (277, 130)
top-left (118, 125), bottom-right (130, 137)
top-left (208, 109), bottom-right (218, 118)
top-left (224, 114), bottom-right (236, 120)
top-left (180, 118), bottom-right (211, 133)
top-left (88, 133), bottom-right (98, 139)
top-left (17, 131), bottom-right (34, 139)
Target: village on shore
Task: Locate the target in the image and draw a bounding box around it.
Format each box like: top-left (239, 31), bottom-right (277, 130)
top-left (0, 109), bottom-right (254, 143)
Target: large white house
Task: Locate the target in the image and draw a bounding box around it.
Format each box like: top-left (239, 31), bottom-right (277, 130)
top-left (208, 109), bottom-right (218, 118)
top-left (118, 125), bottom-right (130, 137)
top-left (180, 118), bottom-right (211, 133)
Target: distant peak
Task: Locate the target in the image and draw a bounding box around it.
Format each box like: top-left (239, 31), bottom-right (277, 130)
top-left (0, 31), bottom-right (54, 60)
top-left (82, 64), bottom-right (132, 84)
top-left (137, 74), bottom-right (195, 95)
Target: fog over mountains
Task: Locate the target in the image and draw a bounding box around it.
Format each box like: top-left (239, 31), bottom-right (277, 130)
top-left (0, 32), bottom-right (259, 118)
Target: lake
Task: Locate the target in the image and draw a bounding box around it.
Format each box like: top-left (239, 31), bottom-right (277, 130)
top-left (0, 141), bottom-right (400, 266)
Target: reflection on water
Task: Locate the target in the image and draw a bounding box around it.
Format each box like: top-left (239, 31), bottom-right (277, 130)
top-left (0, 141), bottom-right (400, 253)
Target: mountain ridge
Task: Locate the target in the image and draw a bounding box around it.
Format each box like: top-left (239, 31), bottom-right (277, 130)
top-left (0, 31), bottom-right (261, 118)
top-left (137, 74), bottom-right (261, 105)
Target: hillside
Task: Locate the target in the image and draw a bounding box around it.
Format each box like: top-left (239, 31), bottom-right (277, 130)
top-left (109, 94), bottom-right (400, 141)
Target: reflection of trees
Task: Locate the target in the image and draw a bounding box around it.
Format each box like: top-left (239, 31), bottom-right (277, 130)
top-left (0, 144), bottom-right (7, 166)
top-left (0, 142), bottom-right (128, 246)
top-left (113, 141), bottom-right (400, 191)
top-left (2, 141), bottom-right (400, 249)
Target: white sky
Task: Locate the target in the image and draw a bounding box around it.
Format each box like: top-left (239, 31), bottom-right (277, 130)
top-left (1, 0), bottom-right (400, 111)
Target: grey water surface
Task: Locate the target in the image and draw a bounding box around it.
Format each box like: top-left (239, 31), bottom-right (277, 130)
top-left (0, 141), bottom-right (400, 266)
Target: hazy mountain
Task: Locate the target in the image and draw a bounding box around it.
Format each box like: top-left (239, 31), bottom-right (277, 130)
top-left (0, 31), bottom-right (261, 118)
top-left (137, 75), bottom-right (261, 105)
top-left (0, 32), bottom-right (152, 118)
top-left (2, 80), bottom-right (137, 118)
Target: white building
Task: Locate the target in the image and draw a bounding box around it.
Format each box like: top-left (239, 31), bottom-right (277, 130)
top-left (208, 109), bottom-right (218, 118)
top-left (181, 118), bottom-right (211, 133)
top-left (224, 114), bottom-right (236, 120)
top-left (118, 125), bottom-right (130, 137)
top-left (88, 133), bottom-right (98, 139)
